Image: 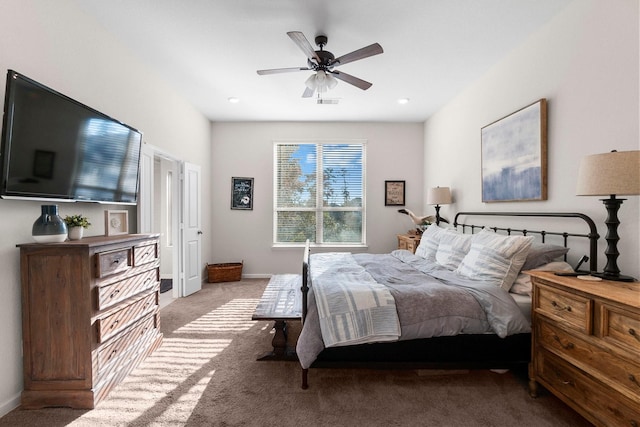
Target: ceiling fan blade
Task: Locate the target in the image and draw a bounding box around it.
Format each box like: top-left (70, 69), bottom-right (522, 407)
top-left (302, 86), bottom-right (315, 98)
top-left (257, 67), bottom-right (310, 75)
top-left (330, 43), bottom-right (383, 67)
top-left (287, 31), bottom-right (321, 63)
top-left (329, 70), bottom-right (372, 90)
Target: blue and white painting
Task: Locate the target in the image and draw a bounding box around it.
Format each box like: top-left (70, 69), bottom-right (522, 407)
top-left (481, 100), bottom-right (547, 202)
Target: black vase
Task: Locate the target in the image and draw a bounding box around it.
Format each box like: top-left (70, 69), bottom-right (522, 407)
top-left (32, 205), bottom-right (68, 243)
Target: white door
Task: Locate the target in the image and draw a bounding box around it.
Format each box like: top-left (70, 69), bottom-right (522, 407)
top-left (181, 162), bottom-right (202, 296)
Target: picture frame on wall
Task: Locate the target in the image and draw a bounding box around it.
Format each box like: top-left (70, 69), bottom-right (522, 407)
top-left (105, 210), bottom-right (129, 236)
top-left (481, 99), bottom-right (548, 202)
top-left (385, 180), bottom-right (405, 206)
top-left (231, 177), bottom-right (254, 210)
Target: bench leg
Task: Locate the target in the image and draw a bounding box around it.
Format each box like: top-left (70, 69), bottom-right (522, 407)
top-left (256, 320), bottom-right (298, 361)
top-left (272, 320), bottom-right (287, 357)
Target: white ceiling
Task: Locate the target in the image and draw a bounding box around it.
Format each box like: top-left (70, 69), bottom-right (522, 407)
top-left (76, 0), bottom-right (571, 122)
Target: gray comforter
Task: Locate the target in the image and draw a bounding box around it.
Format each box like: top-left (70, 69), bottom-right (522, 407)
top-left (296, 250), bottom-right (531, 369)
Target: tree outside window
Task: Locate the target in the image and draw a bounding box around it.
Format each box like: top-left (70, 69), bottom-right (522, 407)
top-left (274, 141), bottom-right (365, 245)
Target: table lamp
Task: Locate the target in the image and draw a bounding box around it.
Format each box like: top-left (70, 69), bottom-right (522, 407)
top-left (576, 150), bottom-right (640, 282)
top-left (426, 186), bottom-right (452, 225)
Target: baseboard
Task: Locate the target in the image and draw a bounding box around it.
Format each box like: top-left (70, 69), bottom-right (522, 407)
top-left (241, 274), bottom-right (276, 279)
top-left (0, 392), bottom-right (21, 418)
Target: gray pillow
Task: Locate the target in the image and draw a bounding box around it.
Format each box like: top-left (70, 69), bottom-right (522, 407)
top-left (521, 243), bottom-right (570, 271)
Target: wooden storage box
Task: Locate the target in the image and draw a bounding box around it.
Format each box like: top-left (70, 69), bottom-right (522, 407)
top-left (207, 262), bottom-right (243, 283)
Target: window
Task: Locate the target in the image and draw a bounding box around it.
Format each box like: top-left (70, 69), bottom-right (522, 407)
top-left (274, 141), bottom-right (366, 246)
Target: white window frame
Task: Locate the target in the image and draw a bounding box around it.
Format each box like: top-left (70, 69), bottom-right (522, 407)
top-left (273, 139), bottom-right (367, 248)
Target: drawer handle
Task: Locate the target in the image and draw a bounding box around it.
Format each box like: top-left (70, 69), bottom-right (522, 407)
top-left (551, 301), bottom-right (571, 312)
top-left (110, 320), bottom-right (119, 329)
top-left (109, 289), bottom-right (120, 299)
top-left (631, 420), bottom-right (638, 427)
top-left (629, 328), bottom-right (639, 342)
top-left (553, 334), bottom-right (574, 350)
top-left (629, 374), bottom-right (640, 388)
top-left (108, 349), bottom-right (117, 360)
top-left (113, 258), bottom-right (121, 265)
top-left (561, 380), bottom-right (574, 386)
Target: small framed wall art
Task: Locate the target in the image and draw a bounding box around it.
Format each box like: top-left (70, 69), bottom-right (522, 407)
top-left (105, 210), bottom-right (129, 236)
top-left (231, 177), bottom-right (254, 210)
top-left (385, 180), bottom-right (405, 206)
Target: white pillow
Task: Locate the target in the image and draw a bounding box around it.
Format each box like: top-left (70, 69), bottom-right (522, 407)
top-left (414, 224), bottom-right (448, 262)
top-left (434, 231), bottom-right (472, 270)
top-left (455, 229), bottom-right (534, 291)
top-left (510, 261), bottom-right (574, 296)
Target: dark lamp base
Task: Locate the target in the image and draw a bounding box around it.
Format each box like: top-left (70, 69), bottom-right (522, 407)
top-left (591, 272), bottom-right (637, 282)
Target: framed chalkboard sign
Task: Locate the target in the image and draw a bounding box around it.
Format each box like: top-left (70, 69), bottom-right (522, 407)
top-left (231, 177), bottom-right (254, 210)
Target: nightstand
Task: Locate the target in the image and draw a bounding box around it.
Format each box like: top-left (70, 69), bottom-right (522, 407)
top-left (397, 233), bottom-right (421, 254)
top-left (528, 271), bottom-right (640, 427)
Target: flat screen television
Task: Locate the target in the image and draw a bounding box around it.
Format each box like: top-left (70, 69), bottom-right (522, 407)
top-left (0, 70), bottom-right (143, 204)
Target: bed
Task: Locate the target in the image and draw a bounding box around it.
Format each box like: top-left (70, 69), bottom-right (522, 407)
top-left (296, 211), bottom-right (599, 389)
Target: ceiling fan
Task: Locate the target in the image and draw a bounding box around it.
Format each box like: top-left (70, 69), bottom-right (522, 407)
top-left (257, 31), bottom-right (383, 98)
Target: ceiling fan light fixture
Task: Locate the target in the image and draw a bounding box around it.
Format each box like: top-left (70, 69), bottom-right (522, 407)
top-left (306, 70), bottom-right (338, 93)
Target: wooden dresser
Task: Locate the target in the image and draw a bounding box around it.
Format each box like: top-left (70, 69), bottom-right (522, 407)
top-left (397, 233), bottom-right (421, 254)
top-left (528, 271), bottom-right (640, 426)
top-left (18, 234), bottom-right (163, 409)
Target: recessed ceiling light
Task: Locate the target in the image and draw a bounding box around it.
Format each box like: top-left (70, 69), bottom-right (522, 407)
top-left (228, 97), bottom-right (240, 103)
top-left (397, 98), bottom-right (410, 105)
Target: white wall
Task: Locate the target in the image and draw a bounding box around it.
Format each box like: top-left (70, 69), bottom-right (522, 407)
top-left (0, 0), bottom-right (212, 416)
top-left (424, 0), bottom-right (640, 278)
top-left (210, 122), bottom-right (424, 275)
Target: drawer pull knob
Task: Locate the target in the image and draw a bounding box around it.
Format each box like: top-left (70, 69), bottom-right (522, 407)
top-left (109, 289), bottom-right (120, 299)
top-left (551, 301), bottom-right (571, 312)
top-left (111, 320), bottom-right (119, 329)
top-left (630, 374), bottom-right (639, 387)
top-left (553, 335), bottom-right (574, 350)
top-left (631, 421), bottom-right (638, 427)
top-left (630, 328), bottom-right (637, 337)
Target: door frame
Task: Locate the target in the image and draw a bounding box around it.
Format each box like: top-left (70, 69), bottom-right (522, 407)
top-left (138, 142), bottom-right (183, 298)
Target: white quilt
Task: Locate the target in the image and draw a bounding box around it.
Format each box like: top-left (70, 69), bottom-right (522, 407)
top-left (311, 253), bottom-right (401, 347)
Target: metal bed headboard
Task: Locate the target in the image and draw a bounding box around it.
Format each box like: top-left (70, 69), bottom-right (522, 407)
top-left (453, 212), bottom-right (599, 273)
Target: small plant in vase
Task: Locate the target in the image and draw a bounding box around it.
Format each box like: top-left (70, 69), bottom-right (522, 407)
top-left (64, 214), bottom-right (91, 240)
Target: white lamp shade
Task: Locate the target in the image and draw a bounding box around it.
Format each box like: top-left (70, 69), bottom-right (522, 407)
top-left (305, 70), bottom-right (338, 93)
top-left (576, 150), bottom-right (640, 196)
top-left (426, 186), bottom-right (452, 205)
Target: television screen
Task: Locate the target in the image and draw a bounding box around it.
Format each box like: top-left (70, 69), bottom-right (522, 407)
top-left (0, 70), bottom-right (143, 204)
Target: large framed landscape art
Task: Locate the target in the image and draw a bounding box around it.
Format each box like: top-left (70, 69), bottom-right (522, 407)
top-left (481, 99), bottom-right (547, 202)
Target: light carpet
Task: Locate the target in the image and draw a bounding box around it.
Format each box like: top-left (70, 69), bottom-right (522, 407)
top-left (0, 278), bottom-right (590, 427)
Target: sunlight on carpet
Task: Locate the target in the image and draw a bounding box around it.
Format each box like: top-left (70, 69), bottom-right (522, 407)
top-left (69, 298), bottom-right (259, 426)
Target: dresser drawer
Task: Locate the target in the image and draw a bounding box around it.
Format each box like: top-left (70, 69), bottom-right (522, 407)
top-left (97, 292), bottom-right (158, 343)
top-left (133, 242), bottom-right (158, 267)
top-left (598, 302), bottom-right (640, 355)
top-left (97, 268), bottom-right (159, 311)
top-left (535, 283), bottom-right (592, 334)
top-left (95, 248), bottom-right (132, 278)
top-left (537, 350), bottom-right (640, 427)
top-left (96, 313), bottom-right (157, 378)
top-left (537, 319), bottom-right (640, 401)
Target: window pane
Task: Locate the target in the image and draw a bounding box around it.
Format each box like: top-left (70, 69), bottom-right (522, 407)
top-left (322, 211), bottom-right (362, 243)
top-left (276, 144), bottom-right (316, 208)
top-left (276, 211), bottom-right (316, 242)
top-left (322, 144), bottom-right (363, 208)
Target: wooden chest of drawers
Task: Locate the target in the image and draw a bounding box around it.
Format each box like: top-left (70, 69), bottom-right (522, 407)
top-left (397, 233), bottom-right (421, 254)
top-left (18, 234), bottom-right (163, 409)
top-left (528, 271), bottom-right (640, 427)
